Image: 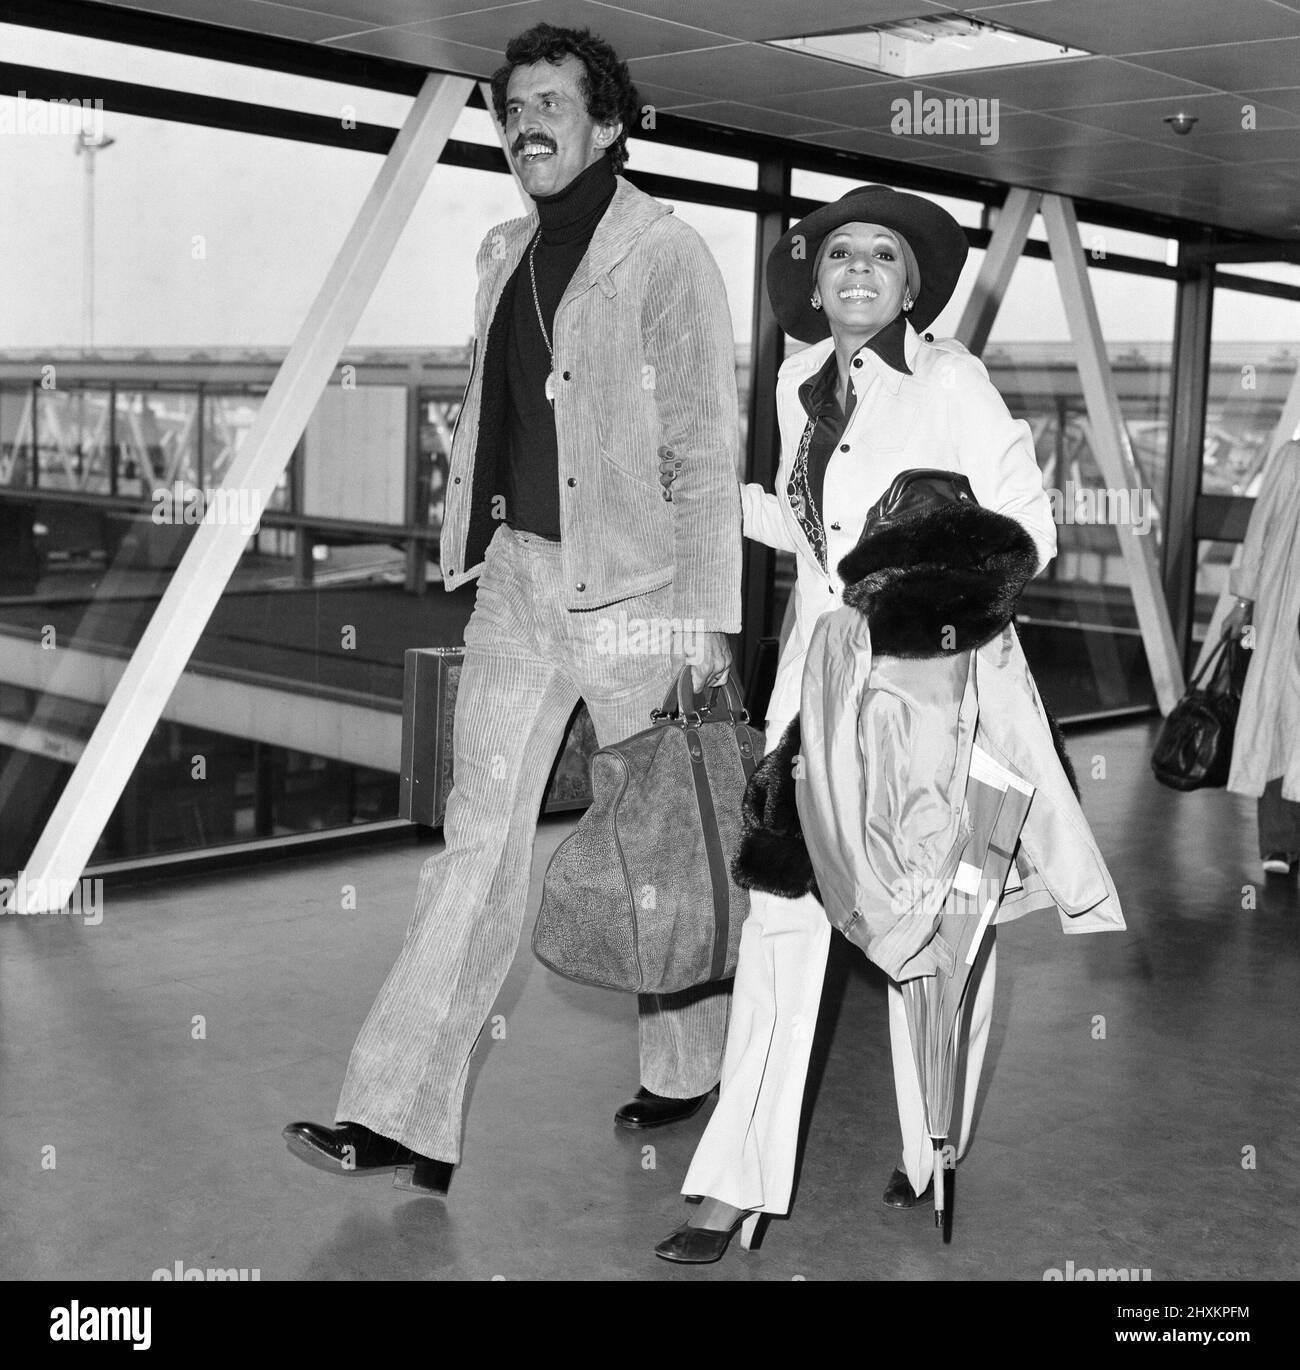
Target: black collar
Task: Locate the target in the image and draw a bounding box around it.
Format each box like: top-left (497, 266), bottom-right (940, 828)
top-left (799, 312), bottom-right (913, 418)
top-left (533, 156), bottom-right (617, 245)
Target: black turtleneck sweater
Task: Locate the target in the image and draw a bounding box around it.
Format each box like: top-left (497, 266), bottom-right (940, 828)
top-left (503, 155), bottom-right (617, 539)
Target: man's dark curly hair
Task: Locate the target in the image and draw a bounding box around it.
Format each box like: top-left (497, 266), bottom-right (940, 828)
top-left (489, 23), bottom-right (639, 175)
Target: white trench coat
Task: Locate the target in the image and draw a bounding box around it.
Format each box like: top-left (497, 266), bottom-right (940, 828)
top-left (682, 320), bottom-right (1058, 1212)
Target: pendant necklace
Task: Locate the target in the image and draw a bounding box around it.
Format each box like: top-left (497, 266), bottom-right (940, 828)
top-left (527, 233), bottom-right (557, 404)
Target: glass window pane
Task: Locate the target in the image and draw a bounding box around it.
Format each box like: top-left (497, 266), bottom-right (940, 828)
top-left (452, 103), bottom-right (505, 149)
top-left (1193, 539), bottom-right (1240, 654)
top-left (0, 99), bottom-right (375, 349)
top-left (1218, 262), bottom-right (1300, 290)
top-left (982, 255), bottom-right (1174, 717)
top-left (354, 163), bottom-right (522, 347)
top-left (1025, 211), bottom-right (1177, 265)
top-left (0, 21), bottom-right (414, 126)
top-left (0, 82), bottom-right (764, 869)
top-left (1205, 286), bottom-right (1300, 496)
top-left (624, 135), bottom-right (757, 189)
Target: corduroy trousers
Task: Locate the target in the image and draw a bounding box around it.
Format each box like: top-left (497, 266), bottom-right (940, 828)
top-left (336, 526), bottom-right (731, 1162)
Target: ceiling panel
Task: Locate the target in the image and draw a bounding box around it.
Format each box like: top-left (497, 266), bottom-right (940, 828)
top-left (787, 127), bottom-right (958, 163)
top-left (82, 0), bottom-right (379, 41)
top-left (624, 42), bottom-right (873, 101)
top-left (591, 0), bottom-right (942, 42)
top-left (758, 80), bottom-right (983, 124)
top-left (1011, 138), bottom-right (1224, 174)
top-left (627, 81), bottom-right (712, 113)
top-left (1131, 36), bottom-right (1300, 88)
top-left (318, 25), bottom-right (504, 76)
top-left (394, 0), bottom-right (736, 58)
top-left (1047, 93), bottom-right (1300, 139)
top-left (281, 1), bottom-right (509, 23)
top-left (1172, 124), bottom-right (1300, 160)
top-left (930, 56), bottom-right (1219, 108)
top-left (660, 101), bottom-right (850, 140)
top-left (1239, 87), bottom-right (1300, 116)
top-left (976, 0), bottom-right (1300, 54)
top-left (887, 111), bottom-right (1143, 156)
top-left (62, 0), bottom-right (1300, 238)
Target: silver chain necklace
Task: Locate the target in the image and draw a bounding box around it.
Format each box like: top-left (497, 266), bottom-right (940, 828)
top-left (527, 232), bottom-right (557, 404)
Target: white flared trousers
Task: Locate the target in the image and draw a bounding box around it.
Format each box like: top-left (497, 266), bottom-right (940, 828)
top-left (682, 879), bottom-right (998, 1213)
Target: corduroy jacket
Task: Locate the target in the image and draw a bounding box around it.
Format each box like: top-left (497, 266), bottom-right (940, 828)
top-left (439, 175), bottom-right (743, 631)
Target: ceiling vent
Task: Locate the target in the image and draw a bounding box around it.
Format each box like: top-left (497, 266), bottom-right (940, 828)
top-left (772, 14), bottom-right (1090, 77)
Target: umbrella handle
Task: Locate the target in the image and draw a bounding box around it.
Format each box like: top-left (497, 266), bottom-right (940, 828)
top-left (933, 1141), bottom-right (945, 1226)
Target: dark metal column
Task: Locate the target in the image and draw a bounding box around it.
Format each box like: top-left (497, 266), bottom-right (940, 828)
top-left (738, 153), bottom-right (788, 689)
top-left (404, 371), bottom-right (425, 595)
top-left (1162, 255), bottom-right (1214, 668)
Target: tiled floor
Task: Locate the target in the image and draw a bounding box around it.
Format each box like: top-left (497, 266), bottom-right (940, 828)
top-left (2, 720), bottom-right (1297, 1281)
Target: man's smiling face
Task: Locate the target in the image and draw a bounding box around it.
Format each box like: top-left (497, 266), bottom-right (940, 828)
top-left (503, 54), bottom-right (618, 198)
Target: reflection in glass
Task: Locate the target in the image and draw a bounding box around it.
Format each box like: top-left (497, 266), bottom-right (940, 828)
top-left (1205, 286), bottom-right (1300, 497)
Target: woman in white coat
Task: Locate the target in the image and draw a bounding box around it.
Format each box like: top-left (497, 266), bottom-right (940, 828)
top-left (654, 185), bottom-right (1058, 1263)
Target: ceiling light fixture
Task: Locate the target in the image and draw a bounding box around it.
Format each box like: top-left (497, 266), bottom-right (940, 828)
top-left (771, 14), bottom-right (1090, 77)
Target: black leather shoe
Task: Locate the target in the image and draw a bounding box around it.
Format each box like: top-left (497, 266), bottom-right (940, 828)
top-left (283, 1120), bottom-right (428, 1177)
top-left (393, 1157), bottom-right (454, 1196)
top-left (615, 1086), bottom-right (715, 1130)
top-left (882, 1166), bottom-right (934, 1209)
top-left (655, 1212), bottom-right (767, 1264)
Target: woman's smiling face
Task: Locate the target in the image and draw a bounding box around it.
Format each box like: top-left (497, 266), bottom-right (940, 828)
top-left (815, 221), bottom-right (908, 342)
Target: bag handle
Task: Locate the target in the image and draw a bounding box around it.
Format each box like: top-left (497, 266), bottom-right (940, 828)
top-left (655, 666), bottom-right (749, 725)
top-left (1189, 625), bottom-right (1238, 691)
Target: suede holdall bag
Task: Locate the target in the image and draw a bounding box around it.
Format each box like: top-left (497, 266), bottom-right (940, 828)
top-left (1151, 620), bottom-right (1251, 791)
top-left (533, 669), bottom-right (761, 994)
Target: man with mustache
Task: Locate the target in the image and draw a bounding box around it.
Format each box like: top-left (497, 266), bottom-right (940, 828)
top-left (284, 22), bottom-right (741, 1193)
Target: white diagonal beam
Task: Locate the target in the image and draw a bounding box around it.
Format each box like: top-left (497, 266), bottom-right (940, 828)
top-left (955, 186), bottom-right (1040, 357)
top-left (1041, 193), bottom-right (1183, 713)
top-left (9, 72), bottom-right (472, 913)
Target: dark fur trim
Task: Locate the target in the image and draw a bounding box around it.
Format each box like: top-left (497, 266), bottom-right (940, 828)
top-left (731, 717), bottom-right (820, 902)
top-left (838, 503), bottom-right (1038, 657)
top-left (1042, 698), bottom-right (1080, 799)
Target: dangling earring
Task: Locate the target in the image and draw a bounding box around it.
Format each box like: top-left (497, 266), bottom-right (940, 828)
top-left (810, 293), bottom-right (822, 311)
top-left (902, 292), bottom-right (914, 313)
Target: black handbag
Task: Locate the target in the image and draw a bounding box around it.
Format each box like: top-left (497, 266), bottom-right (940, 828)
top-left (1151, 624), bottom-right (1252, 791)
top-left (532, 670), bottom-right (760, 994)
top-left (860, 468), bottom-right (979, 538)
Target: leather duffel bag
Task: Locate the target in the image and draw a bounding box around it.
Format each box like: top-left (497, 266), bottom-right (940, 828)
top-left (533, 669), bottom-right (760, 994)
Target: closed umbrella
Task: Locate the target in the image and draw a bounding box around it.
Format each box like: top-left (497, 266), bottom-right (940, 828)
top-left (901, 741), bottom-right (1034, 1241)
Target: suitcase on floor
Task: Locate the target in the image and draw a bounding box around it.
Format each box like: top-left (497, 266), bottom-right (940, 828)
top-left (399, 646), bottom-right (597, 825)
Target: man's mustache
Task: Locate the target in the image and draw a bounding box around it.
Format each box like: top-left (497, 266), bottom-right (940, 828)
top-left (511, 133), bottom-right (557, 156)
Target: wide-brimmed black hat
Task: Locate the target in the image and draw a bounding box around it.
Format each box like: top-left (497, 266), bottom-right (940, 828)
top-left (768, 185), bottom-right (968, 342)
